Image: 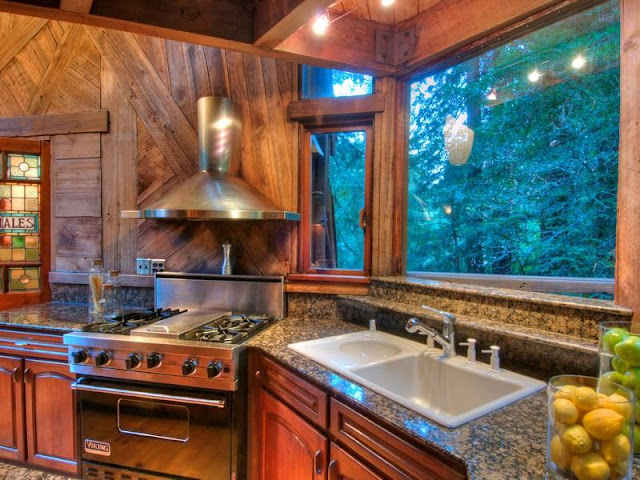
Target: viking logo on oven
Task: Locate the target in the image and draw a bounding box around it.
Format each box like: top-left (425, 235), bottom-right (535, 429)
top-left (84, 439), bottom-right (111, 456)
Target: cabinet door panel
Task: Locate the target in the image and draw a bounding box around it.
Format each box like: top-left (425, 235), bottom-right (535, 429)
top-left (329, 443), bottom-right (384, 480)
top-left (24, 359), bottom-right (76, 474)
top-left (259, 389), bottom-right (328, 480)
top-left (0, 354), bottom-right (24, 461)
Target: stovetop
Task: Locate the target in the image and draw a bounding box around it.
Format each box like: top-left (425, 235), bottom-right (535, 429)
top-left (81, 308), bottom-right (272, 344)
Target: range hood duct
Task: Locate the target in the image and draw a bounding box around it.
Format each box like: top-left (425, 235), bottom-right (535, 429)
top-left (122, 96), bottom-right (300, 220)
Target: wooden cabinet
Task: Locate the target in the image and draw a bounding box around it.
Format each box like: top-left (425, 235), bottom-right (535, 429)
top-left (0, 331), bottom-right (76, 475)
top-left (328, 443), bottom-right (384, 480)
top-left (24, 359), bottom-right (76, 474)
top-left (0, 355), bottom-right (25, 462)
top-left (249, 350), bottom-right (467, 480)
top-left (257, 388), bottom-right (328, 480)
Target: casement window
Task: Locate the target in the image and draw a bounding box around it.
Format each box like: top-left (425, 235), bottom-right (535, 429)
top-left (0, 138), bottom-right (50, 308)
top-left (406, 0), bottom-right (619, 298)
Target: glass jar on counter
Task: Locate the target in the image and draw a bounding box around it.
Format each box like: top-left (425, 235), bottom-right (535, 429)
top-left (599, 321), bottom-right (640, 457)
top-left (104, 270), bottom-right (122, 320)
top-left (547, 375), bottom-right (635, 480)
top-left (88, 259), bottom-right (104, 322)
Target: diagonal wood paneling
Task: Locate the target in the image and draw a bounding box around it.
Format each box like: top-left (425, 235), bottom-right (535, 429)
top-left (0, 11), bottom-right (299, 275)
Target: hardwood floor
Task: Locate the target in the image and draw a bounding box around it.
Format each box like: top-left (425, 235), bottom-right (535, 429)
top-left (0, 462), bottom-right (75, 479)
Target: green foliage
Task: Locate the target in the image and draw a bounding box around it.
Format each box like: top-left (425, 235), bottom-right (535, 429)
top-left (406, 0), bottom-right (620, 278)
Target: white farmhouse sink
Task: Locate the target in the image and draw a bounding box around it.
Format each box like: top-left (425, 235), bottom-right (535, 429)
top-left (288, 330), bottom-right (545, 428)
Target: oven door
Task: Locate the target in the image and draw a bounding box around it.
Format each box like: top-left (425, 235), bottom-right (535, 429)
top-left (75, 377), bottom-right (232, 480)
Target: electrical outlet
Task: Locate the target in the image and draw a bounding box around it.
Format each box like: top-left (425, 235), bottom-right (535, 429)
top-left (136, 258), bottom-right (152, 275)
top-left (151, 259), bottom-right (166, 273)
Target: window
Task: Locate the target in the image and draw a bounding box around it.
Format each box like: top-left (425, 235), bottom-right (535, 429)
top-left (0, 139), bottom-right (50, 307)
top-left (301, 65), bottom-right (373, 99)
top-left (301, 126), bottom-right (373, 275)
top-left (407, 1), bottom-right (619, 293)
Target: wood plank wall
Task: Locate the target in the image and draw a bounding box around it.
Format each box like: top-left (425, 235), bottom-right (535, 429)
top-left (0, 12), bottom-right (299, 276)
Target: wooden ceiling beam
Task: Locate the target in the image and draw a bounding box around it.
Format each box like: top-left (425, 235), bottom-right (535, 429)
top-left (0, 0), bottom-right (394, 76)
top-left (254, 0), bottom-right (335, 48)
top-left (276, 14), bottom-right (396, 75)
top-left (60, 0), bottom-right (93, 14)
top-left (395, 0), bottom-right (596, 78)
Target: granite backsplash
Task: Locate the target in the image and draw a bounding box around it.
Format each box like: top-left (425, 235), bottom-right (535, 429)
top-left (51, 283), bottom-right (154, 308)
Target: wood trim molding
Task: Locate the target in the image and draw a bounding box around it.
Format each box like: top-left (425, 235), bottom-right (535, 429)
top-left (49, 272), bottom-right (153, 288)
top-left (615, 0), bottom-right (640, 326)
top-left (0, 111), bottom-right (109, 138)
top-left (288, 94), bottom-right (385, 123)
top-left (285, 281), bottom-right (370, 295)
top-left (60, 0), bottom-right (93, 14)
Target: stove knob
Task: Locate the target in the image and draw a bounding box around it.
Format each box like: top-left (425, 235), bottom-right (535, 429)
top-left (207, 361), bottom-right (223, 378)
top-left (181, 359), bottom-right (197, 376)
top-left (95, 350), bottom-right (110, 367)
top-left (71, 349), bottom-right (88, 364)
top-left (146, 353), bottom-right (162, 369)
top-left (125, 353), bottom-right (141, 370)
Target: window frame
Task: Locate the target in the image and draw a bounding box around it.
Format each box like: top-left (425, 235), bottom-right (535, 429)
top-left (300, 123), bottom-right (374, 276)
top-left (0, 138), bottom-right (51, 309)
top-left (401, 0), bottom-right (620, 296)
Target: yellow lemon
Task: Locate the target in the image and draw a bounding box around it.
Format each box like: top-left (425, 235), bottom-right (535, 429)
top-left (555, 385), bottom-right (578, 401)
top-left (550, 435), bottom-right (573, 469)
top-left (599, 433), bottom-right (631, 464)
top-left (573, 386), bottom-right (599, 412)
top-left (570, 452), bottom-right (610, 480)
top-left (609, 460), bottom-right (630, 480)
top-left (551, 398), bottom-right (579, 425)
top-left (599, 393), bottom-right (633, 421)
top-left (582, 408), bottom-right (624, 440)
top-left (561, 424), bottom-right (593, 454)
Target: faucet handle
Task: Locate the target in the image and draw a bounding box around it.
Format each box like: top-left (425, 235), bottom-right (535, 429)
top-left (458, 338), bottom-right (476, 363)
top-left (369, 319), bottom-right (376, 332)
top-left (481, 345), bottom-right (500, 371)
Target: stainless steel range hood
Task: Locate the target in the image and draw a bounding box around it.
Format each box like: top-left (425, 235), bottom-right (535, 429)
top-left (122, 96), bottom-right (300, 221)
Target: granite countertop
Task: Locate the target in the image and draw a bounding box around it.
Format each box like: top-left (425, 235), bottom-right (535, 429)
top-left (247, 316), bottom-right (640, 480)
top-left (0, 461), bottom-right (74, 480)
top-left (0, 302), bottom-right (92, 332)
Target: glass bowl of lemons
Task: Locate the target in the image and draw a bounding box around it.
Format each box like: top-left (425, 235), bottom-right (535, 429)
top-left (547, 375), bottom-right (635, 480)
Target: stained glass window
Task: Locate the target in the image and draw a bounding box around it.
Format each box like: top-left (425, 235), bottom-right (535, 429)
top-left (0, 148), bottom-right (42, 295)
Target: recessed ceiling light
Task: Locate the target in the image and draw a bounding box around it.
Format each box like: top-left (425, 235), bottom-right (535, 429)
top-left (528, 69), bottom-right (542, 82)
top-left (381, 0), bottom-right (395, 6)
top-left (571, 55), bottom-right (587, 69)
top-left (312, 13), bottom-right (330, 36)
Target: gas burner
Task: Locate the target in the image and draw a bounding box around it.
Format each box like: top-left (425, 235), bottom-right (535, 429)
top-left (181, 313), bottom-right (273, 344)
top-left (82, 308), bottom-right (187, 335)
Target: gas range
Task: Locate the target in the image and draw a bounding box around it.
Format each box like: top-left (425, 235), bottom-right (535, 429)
top-left (63, 273), bottom-right (283, 391)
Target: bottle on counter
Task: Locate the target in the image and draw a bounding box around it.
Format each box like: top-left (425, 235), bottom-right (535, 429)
top-left (104, 270), bottom-right (122, 320)
top-left (88, 259), bottom-right (104, 323)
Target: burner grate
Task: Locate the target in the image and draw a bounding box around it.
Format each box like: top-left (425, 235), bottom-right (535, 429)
top-left (182, 314), bottom-right (272, 344)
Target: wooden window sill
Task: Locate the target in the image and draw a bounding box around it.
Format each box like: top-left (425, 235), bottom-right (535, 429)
top-left (286, 274), bottom-right (370, 295)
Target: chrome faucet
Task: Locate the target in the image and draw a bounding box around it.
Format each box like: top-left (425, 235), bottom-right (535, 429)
top-left (406, 305), bottom-right (457, 358)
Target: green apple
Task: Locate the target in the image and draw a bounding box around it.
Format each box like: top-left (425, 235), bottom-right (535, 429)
top-left (614, 336), bottom-right (640, 367)
top-left (612, 356), bottom-right (630, 374)
top-left (601, 370), bottom-right (626, 386)
top-left (622, 368), bottom-right (640, 395)
top-left (603, 327), bottom-right (630, 353)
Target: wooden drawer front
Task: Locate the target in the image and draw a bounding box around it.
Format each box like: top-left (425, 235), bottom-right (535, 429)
top-left (258, 355), bottom-right (328, 429)
top-left (0, 329), bottom-right (67, 361)
top-left (329, 443), bottom-right (385, 480)
top-left (330, 399), bottom-right (466, 480)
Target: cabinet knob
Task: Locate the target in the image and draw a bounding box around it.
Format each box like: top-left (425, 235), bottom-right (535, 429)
top-left (328, 460), bottom-right (338, 480)
top-left (314, 449), bottom-right (324, 475)
top-left (11, 367), bottom-right (22, 383)
top-left (23, 368), bottom-right (31, 384)
top-left (255, 370), bottom-right (264, 379)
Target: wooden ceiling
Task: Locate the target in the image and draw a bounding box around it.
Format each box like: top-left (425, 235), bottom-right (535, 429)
top-left (0, 0), bottom-right (595, 77)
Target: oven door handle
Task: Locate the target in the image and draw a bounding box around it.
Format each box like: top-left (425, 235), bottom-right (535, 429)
top-left (72, 382), bottom-right (226, 408)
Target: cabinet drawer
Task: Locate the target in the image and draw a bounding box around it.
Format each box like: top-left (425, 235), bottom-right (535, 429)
top-left (257, 354), bottom-right (328, 429)
top-left (330, 399), bottom-right (466, 480)
top-left (0, 329), bottom-right (67, 361)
